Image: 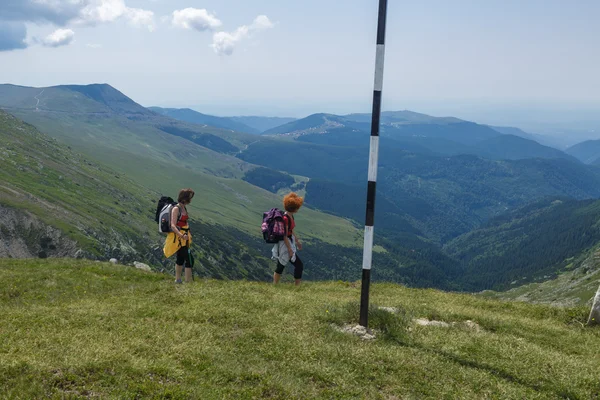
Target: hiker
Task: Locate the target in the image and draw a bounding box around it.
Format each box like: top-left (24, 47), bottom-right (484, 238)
top-left (273, 192), bottom-right (304, 286)
top-left (163, 188), bottom-right (195, 284)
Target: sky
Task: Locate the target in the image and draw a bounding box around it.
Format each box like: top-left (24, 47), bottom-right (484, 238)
top-left (1, 0), bottom-right (599, 133)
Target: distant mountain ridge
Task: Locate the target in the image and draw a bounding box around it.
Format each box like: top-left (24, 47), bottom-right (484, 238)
top-left (566, 139), bottom-right (600, 164)
top-left (149, 107), bottom-right (260, 134)
top-left (263, 112), bottom-right (576, 162)
top-left (0, 83), bottom-right (153, 116)
top-left (230, 116), bottom-right (297, 133)
top-left (260, 111), bottom-right (570, 156)
top-left (144, 105), bottom-right (571, 164)
top-left (148, 108), bottom-right (298, 134)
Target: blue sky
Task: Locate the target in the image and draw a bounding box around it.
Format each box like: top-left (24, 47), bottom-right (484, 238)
top-left (0, 0), bottom-right (599, 130)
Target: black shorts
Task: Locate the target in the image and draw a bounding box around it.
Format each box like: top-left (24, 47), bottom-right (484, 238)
top-left (176, 246), bottom-right (192, 268)
top-left (275, 255), bottom-right (304, 279)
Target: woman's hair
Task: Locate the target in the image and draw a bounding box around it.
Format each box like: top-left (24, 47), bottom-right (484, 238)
top-left (178, 188), bottom-right (195, 204)
top-left (283, 192), bottom-right (304, 213)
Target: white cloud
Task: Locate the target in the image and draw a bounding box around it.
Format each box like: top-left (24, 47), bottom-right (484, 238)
top-left (42, 28), bottom-right (75, 47)
top-left (252, 15), bottom-right (274, 30)
top-left (171, 8), bottom-right (222, 32)
top-left (211, 15), bottom-right (274, 56)
top-left (125, 7), bottom-right (155, 31)
top-left (0, 1), bottom-right (155, 41)
top-left (77, 0), bottom-right (155, 31)
top-left (211, 27), bottom-right (248, 56)
top-left (0, 0), bottom-right (155, 51)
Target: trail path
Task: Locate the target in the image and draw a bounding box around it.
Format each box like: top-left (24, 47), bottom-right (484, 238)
top-left (34, 89), bottom-right (44, 111)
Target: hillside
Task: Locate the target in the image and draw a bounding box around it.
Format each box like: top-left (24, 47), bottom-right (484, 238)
top-left (471, 134), bottom-right (578, 162)
top-left (446, 198), bottom-right (600, 291)
top-left (490, 125), bottom-right (553, 145)
top-left (263, 111), bottom-right (501, 146)
top-left (262, 110), bottom-right (575, 163)
top-left (0, 110), bottom-right (279, 278)
top-left (295, 126), bottom-right (574, 162)
top-left (239, 139), bottom-right (600, 242)
top-left (0, 83), bottom-right (154, 116)
top-left (482, 243), bottom-right (600, 307)
top-left (0, 84), bottom-right (362, 249)
top-left (149, 107), bottom-right (260, 134)
top-left (1, 86), bottom-right (465, 286)
top-left (566, 139), bottom-right (600, 164)
top-left (4, 82), bottom-right (600, 293)
top-left (1, 259), bottom-right (598, 399)
top-left (230, 116), bottom-right (297, 132)
top-left (0, 110), bottom-right (158, 262)
top-left (262, 113), bottom-right (347, 136)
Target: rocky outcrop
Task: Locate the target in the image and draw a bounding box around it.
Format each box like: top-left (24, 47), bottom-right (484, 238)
top-left (133, 261), bottom-right (151, 272)
top-left (0, 205), bottom-right (78, 258)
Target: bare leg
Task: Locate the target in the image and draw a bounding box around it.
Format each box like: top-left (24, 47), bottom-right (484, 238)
top-left (175, 265), bottom-right (183, 283)
top-left (273, 272), bottom-right (282, 284)
top-left (185, 267), bottom-right (193, 283)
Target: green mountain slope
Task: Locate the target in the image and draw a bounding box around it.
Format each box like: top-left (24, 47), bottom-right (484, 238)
top-left (262, 113), bottom-right (346, 135)
top-left (446, 198), bottom-right (600, 291)
top-left (1, 259), bottom-right (598, 399)
top-left (0, 110), bottom-right (277, 278)
top-left (4, 82), bottom-right (600, 295)
top-left (482, 244), bottom-right (600, 307)
top-left (2, 84), bottom-right (468, 286)
top-left (239, 139), bottom-right (600, 242)
top-left (263, 110), bottom-right (574, 163)
top-left (489, 125), bottom-right (562, 149)
top-left (472, 134), bottom-right (578, 162)
top-left (0, 109), bottom-right (158, 261)
top-left (149, 107), bottom-right (260, 134)
top-left (0, 84), bottom-right (361, 248)
top-left (295, 127), bottom-right (575, 162)
top-left (263, 111), bottom-right (501, 146)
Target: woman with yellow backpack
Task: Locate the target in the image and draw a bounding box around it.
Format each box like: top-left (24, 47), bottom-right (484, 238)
top-left (161, 188), bottom-right (195, 283)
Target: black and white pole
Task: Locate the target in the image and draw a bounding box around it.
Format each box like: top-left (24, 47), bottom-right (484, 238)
top-left (360, 0), bottom-right (388, 328)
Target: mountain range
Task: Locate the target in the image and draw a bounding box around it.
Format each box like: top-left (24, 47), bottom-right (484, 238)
top-left (1, 82), bottom-right (600, 298)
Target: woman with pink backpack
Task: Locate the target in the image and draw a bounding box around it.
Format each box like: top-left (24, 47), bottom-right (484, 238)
top-left (271, 192), bottom-right (305, 286)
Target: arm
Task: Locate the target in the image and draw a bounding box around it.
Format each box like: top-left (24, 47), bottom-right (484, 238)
top-left (293, 231), bottom-right (302, 251)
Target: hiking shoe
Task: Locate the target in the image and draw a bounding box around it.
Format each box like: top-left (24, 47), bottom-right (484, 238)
top-left (175, 279), bottom-right (183, 284)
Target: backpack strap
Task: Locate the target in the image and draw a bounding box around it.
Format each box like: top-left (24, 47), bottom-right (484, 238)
top-left (284, 212), bottom-right (293, 234)
top-left (174, 204), bottom-right (183, 223)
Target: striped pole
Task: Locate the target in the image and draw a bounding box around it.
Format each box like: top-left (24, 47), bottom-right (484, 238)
top-left (360, 0), bottom-right (388, 328)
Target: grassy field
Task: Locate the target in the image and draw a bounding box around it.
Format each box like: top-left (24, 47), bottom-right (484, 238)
top-left (1, 259), bottom-right (599, 399)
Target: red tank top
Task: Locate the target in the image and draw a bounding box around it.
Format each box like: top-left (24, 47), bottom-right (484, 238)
top-left (176, 208), bottom-right (189, 227)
